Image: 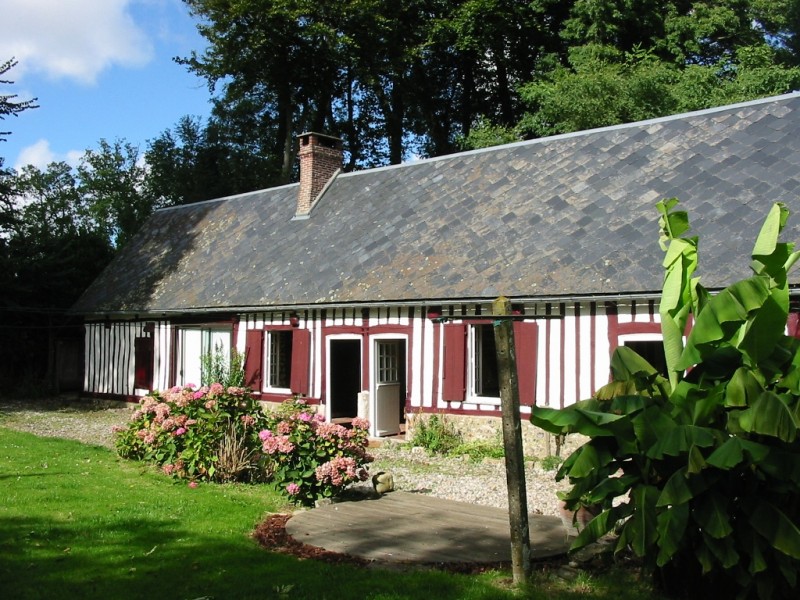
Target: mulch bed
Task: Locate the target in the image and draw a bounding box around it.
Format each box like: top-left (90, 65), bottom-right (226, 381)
top-left (252, 514), bottom-right (371, 567)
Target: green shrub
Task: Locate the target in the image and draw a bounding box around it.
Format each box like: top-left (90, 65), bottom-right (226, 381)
top-left (408, 413), bottom-right (463, 455)
top-left (452, 439), bottom-right (505, 461)
top-left (114, 383), bottom-right (266, 481)
top-left (538, 455), bottom-right (562, 471)
top-left (115, 390), bottom-right (374, 506)
top-left (257, 397), bottom-right (373, 506)
top-left (533, 201), bottom-right (800, 599)
top-left (200, 343), bottom-right (245, 387)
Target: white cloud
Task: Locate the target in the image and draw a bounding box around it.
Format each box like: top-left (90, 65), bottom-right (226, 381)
top-left (14, 139), bottom-right (82, 170)
top-left (0, 0), bottom-right (154, 85)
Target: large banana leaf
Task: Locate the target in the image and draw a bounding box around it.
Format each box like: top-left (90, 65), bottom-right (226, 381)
top-left (750, 501), bottom-right (800, 559)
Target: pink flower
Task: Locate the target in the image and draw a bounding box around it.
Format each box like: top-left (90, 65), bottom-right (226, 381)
top-left (315, 456), bottom-right (358, 487)
top-left (241, 415), bottom-right (256, 428)
top-left (297, 412), bottom-right (312, 422)
top-left (315, 422), bottom-right (348, 440)
top-left (286, 482), bottom-right (301, 496)
top-left (352, 417), bottom-right (370, 430)
top-left (261, 435), bottom-right (294, 454)
top-left (277, 421), bottom-right (292, 435)
top-left (174, 427), bottom-right (187, 436)
top-left (258, 430), bottom-right (273, 441)
top-left (209, 382), bottom-right (225, 396)
top-left (193, 391), bottom-right (204, 400)
top-left (204, 399), bottom-right (217, 410)
top-left (188, 481), bottom-right (198, 489)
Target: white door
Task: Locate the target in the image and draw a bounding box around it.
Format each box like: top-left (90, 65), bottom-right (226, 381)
top-left (374, 340), bottom-right (402, 436)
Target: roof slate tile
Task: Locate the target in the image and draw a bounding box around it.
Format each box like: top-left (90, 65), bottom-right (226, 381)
top-left (73, 94), bottom-right (800, 314)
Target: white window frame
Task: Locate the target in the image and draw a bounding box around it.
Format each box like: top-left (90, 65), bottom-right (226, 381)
top-left (176, 326), bottom-right (231, 387)
top-left (467, 324), bottom-right (501, 405)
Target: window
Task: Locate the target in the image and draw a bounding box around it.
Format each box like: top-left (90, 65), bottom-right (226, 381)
top-left (246, 328), bottom-right (310, 395)
top-left (267, 330), bottom-right (293, 389)
top-left (473, 324), bottom-right (500, 397)
top-left (624, 340), bottom-right (668, 376)
top-left (177, 327), bottom-right (231, 386)
top-left (442, 321), bottom-right (537, 405)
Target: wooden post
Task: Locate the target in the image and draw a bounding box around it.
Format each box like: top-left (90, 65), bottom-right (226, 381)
top-left (492, 296), bottom-right (531, 584)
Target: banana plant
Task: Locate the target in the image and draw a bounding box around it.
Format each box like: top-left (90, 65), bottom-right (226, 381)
top-left (532, 200), bottom-right (800, 599)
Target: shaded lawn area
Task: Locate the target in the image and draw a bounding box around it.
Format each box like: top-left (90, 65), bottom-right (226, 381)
top-left (0, 427), bottom-right (665, 600)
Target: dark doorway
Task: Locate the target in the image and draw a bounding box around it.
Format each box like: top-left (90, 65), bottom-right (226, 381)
top-left (329, 339), bottom-right (361, 419)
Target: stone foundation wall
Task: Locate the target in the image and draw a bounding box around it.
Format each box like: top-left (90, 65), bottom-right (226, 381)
top-left (405, 412), bottom-right (587, 460)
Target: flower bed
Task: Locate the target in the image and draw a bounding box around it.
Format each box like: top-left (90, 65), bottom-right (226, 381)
top-left (114, 386), bottom-right (372, 505)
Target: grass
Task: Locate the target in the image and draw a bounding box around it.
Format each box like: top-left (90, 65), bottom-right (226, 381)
top-left (0, 427), bottom-right (667, 600)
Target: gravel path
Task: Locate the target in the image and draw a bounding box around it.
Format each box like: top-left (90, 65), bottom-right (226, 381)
top-left (0, 397), bottom-right (579, 518)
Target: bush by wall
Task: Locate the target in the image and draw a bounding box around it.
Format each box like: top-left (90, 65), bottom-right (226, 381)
top-left (114, 388), bottom-right (373, 505)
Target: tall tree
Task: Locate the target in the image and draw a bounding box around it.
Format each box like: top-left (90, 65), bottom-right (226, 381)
top-left (0, 58), bottom-right (37, 142)
top-left (76, 139), bottom-right (156, 248)
top-left (179, 0), bottom-right (574, 172)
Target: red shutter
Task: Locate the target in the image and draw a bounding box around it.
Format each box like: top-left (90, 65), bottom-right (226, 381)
top-left (789, 313), bottom-right (800, 338)
top-left (442, 324), bottom-right (467, 402)
top-left (244, 330), bottom-right (264, 391)
top-left (514, 322), bottom-right (538, 406)
top-left (290, 329), bottom-right (311, 396)
top-left (134, 337), bottom-right (154, 390)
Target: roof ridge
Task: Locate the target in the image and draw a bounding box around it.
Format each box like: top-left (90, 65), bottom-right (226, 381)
top-left (332, 91), bottom-right (800, 179)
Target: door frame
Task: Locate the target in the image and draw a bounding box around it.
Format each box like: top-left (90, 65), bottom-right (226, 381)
top-left (325, 333), bottom-right (363, 422)
top-left (369, 333), bottom-right (408, 437)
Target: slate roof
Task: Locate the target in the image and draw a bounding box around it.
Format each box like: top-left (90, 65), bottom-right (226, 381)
top-left (73, 93), bottom-right (800, 316)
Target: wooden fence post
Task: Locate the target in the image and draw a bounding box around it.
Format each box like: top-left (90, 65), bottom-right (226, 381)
top-left (492, 296), bottom-right (531, 584)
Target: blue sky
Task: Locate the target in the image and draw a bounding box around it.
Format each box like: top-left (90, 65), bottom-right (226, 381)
top-left (1, 0), bottom-right (212, 171)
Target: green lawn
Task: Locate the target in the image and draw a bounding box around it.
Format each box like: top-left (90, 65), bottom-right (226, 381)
top-left (0, 427), bottom-right (665, 600)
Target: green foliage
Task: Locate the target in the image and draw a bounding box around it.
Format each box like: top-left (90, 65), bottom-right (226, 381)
top-left (539, 455), bottom-right (563, 471)
top-left (452, 439), bottom-right (506, 462)
top-left (258, 398), bottom-right (373, 506)
top-left (532, 200), bottom-right (800, 599)
top-left (518, 43), bottom-right (800, 138)
top-left (456, 118), bottom-right (520, 151)
top-left (114, 383), bottom-right (267, 482)
top-left (200, 343), bottom-right (245, 387)
top-left (0, 57), bottom-right (37, 141)
top-left (115, 390), bottom-right (373, 506)
top-left (408, 412), bottom-right (464, 455)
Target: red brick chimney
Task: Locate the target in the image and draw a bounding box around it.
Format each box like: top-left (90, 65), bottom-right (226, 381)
top-left (296, 132), bottom-right (343, 217)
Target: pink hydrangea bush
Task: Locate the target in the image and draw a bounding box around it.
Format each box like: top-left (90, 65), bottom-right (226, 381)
top-left (114, 384), bottom-right (267, 482)
top-left (259, 398), bottom-right (373, 506)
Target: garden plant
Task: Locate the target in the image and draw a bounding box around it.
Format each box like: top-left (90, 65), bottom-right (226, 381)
top-left (114, 387), bottom-right (372, 506)
top-left (533, 200), bottom-right (800, 599)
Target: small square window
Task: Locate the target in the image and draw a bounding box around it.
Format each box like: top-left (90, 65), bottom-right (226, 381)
top-left (267, 330), bottom-right (293, 389)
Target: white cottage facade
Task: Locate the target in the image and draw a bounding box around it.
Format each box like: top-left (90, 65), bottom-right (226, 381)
top-left (74, 94), bottom-right (800, 438)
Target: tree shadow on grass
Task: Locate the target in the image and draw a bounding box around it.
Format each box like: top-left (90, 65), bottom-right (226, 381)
top-left (0, 512), bottom-right (514, 600)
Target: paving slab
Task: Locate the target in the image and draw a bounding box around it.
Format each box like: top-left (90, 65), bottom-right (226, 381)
top-left (285, 491), bottom-right (573, 564)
